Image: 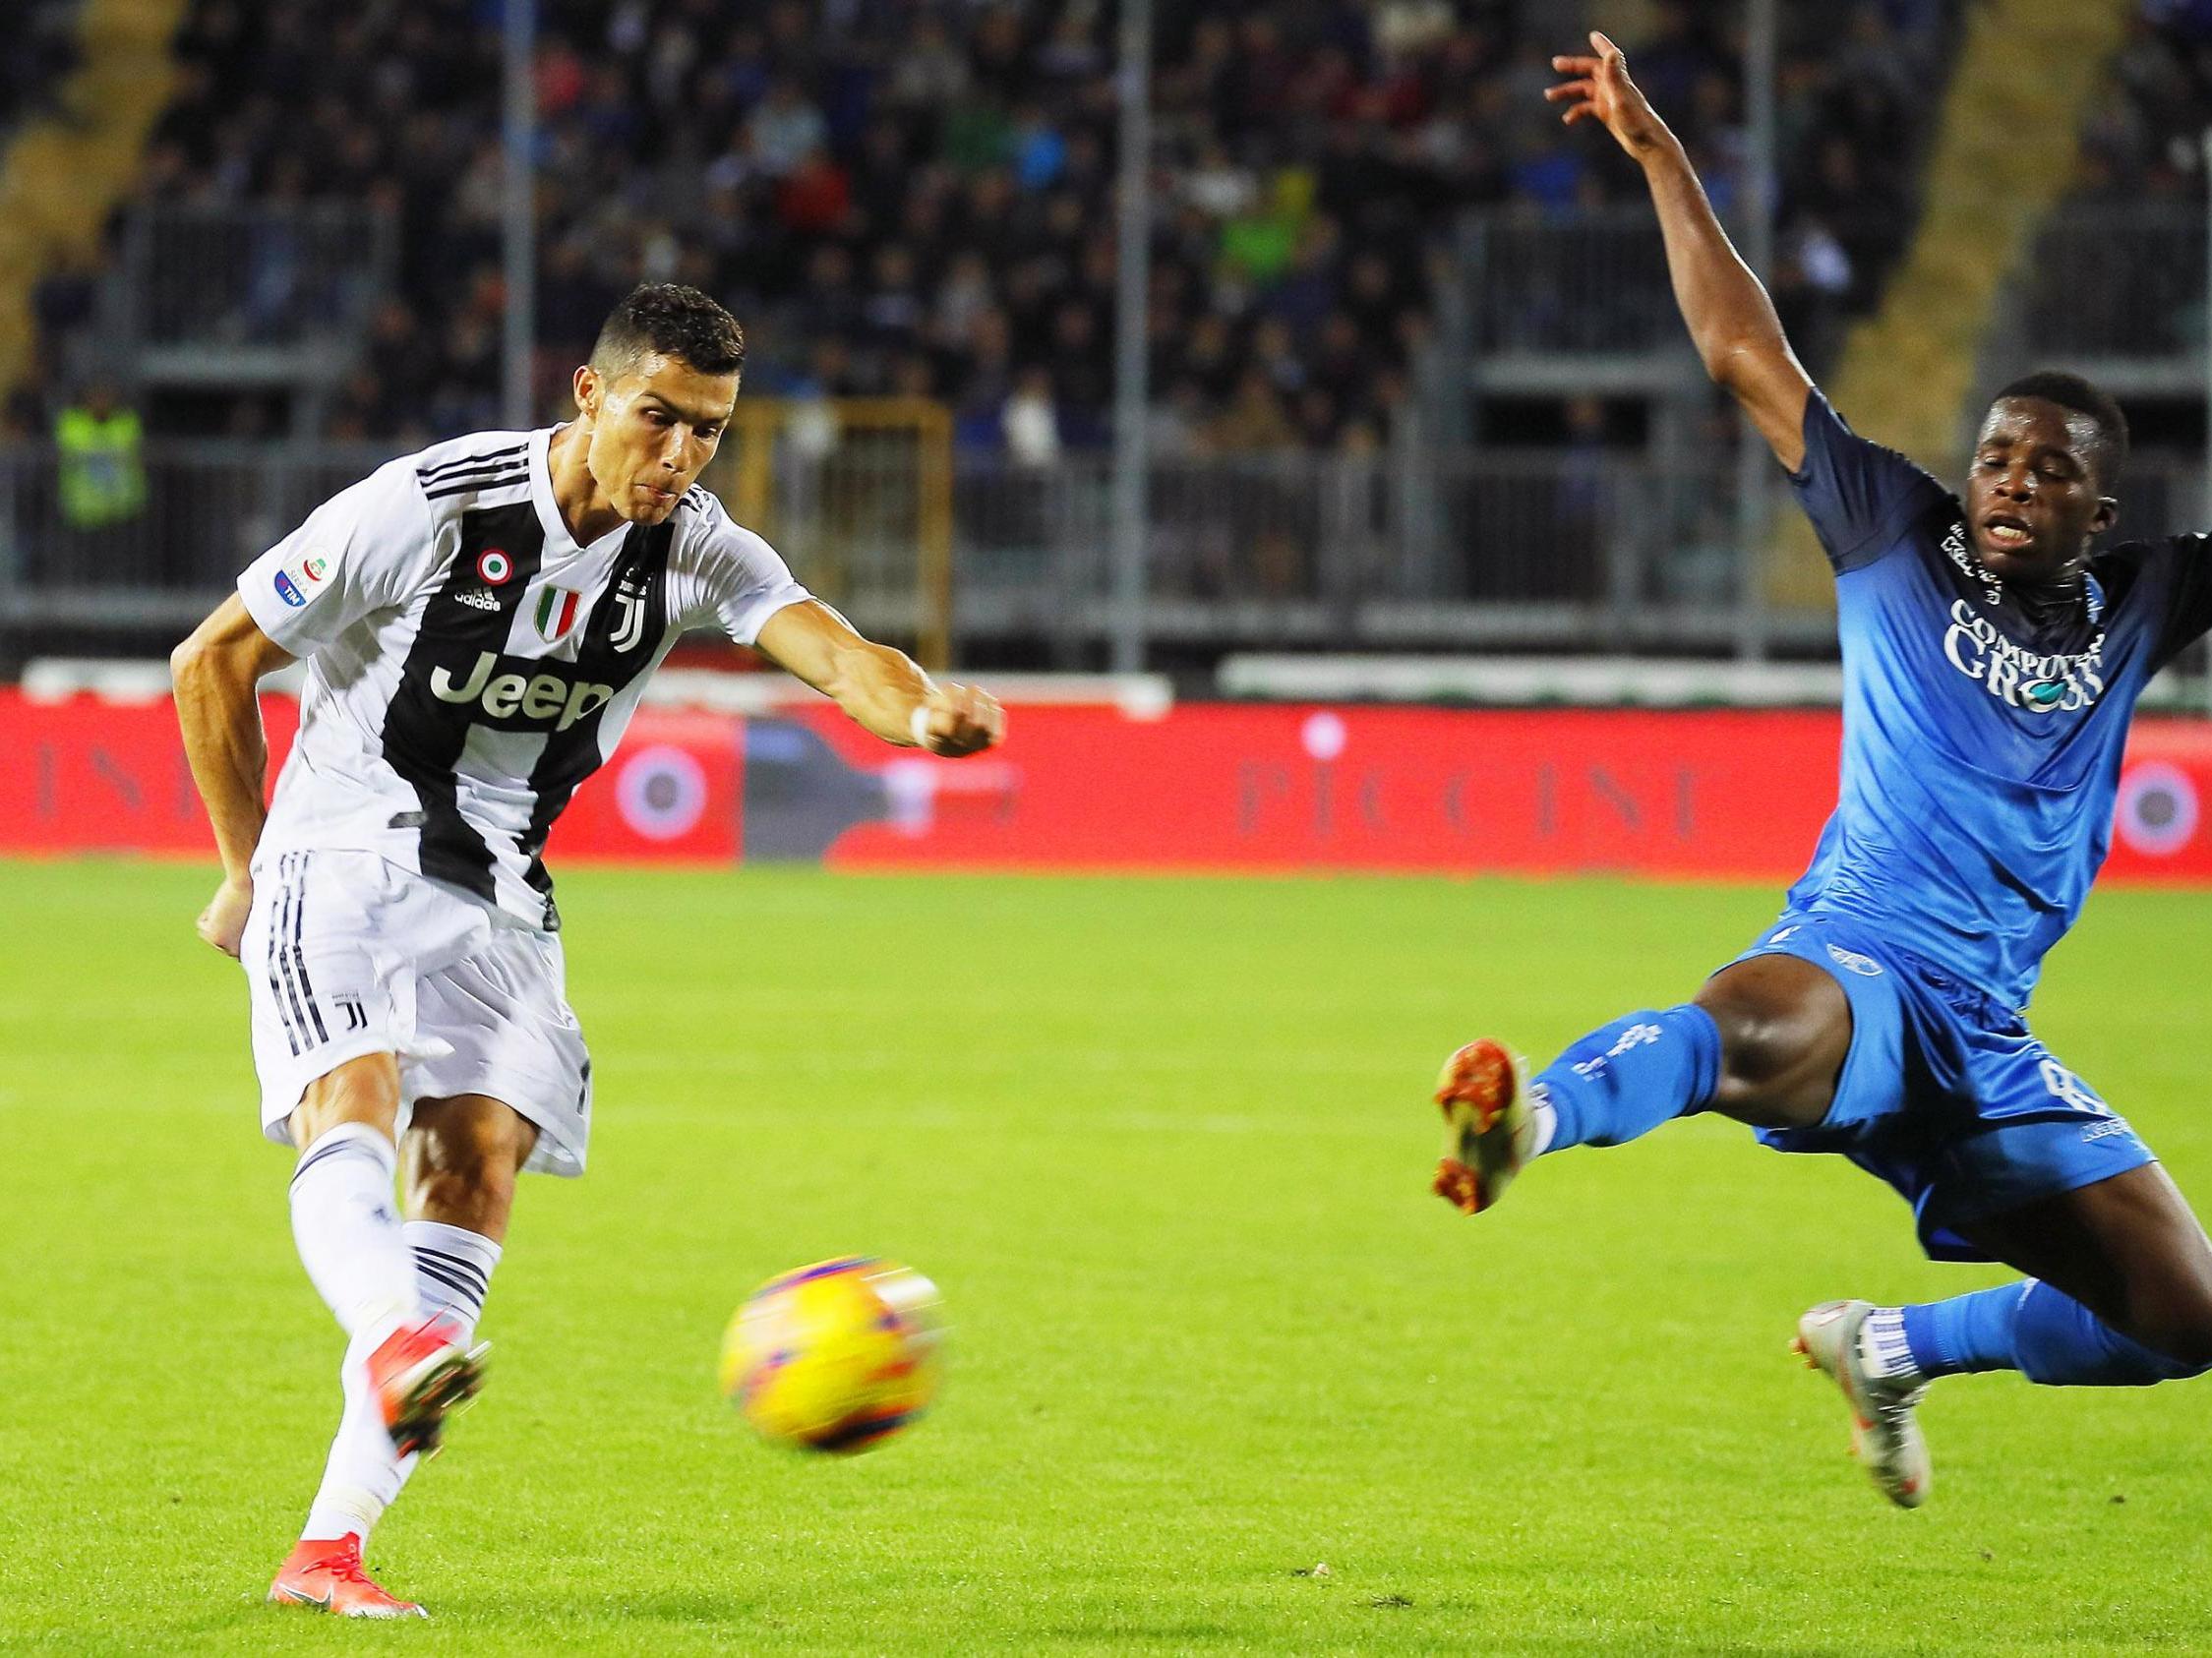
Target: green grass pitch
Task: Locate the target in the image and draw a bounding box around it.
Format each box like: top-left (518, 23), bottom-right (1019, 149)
top-left (5, 859), bottom-right (2212, 1654)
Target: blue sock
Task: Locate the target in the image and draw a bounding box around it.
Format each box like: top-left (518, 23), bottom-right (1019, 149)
top-left (1532, 1005), bottom-right (1722, 1154)
top-left (1901, 1280), bottom-right (2208, 1386)
top-left (1899, 1284), bottom-right (2026, 1377)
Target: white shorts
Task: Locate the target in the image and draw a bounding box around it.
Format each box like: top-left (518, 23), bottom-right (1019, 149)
top-left (242, 848), bottom-right (593, 1176)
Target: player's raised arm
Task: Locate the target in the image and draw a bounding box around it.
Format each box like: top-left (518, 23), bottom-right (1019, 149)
top-left (172, 594), bottom-right (294, 956)
top-left (1549, 31), bottom-right (1812, 471)
top-left (753, 599), bottom-right (1003, 756)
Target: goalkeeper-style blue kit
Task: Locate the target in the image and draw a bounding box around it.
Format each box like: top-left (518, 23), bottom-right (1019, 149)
top-left (1736, 392), bottom-right (2212, 1258)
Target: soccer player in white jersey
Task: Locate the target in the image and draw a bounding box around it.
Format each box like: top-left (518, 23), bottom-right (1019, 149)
top-left (171, 284), bottom-right (1003, 1618)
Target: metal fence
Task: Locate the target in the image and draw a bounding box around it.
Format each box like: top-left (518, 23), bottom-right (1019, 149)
top-left (12, 201), bottom-right (2212, 660)
top-left (1462, 206), bottom-right (1686, 365)
top-left (21, 437), bottom-right (2205, 658)
top-left (116, 203), bottom-right (396, 386)
top-left (2009, 204), bottom-right (2206, 389)
top-left (1460, 201), bottom-right (2212, 396)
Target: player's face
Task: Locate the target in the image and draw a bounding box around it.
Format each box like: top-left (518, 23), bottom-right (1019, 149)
top-left (577, 353), bottom-right (738, 525)
top-left (1964, 397), bottom-right (2118, 583)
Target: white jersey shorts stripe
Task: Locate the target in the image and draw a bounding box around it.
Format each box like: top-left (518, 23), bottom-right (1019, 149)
top-left (243, 849), bottom-right (593, 1176)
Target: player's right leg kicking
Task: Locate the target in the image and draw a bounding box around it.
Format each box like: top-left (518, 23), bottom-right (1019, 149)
top-left (268, 1055), bottom-right (488, 1618)
top-left (270, 1091), bottom-right (533, 1617)
top-left (1427, 1002), bottom-right (1958, 1508)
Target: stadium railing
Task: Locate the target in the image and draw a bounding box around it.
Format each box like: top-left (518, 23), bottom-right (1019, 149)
top-left (2008, 204), bottom-right (2206, 395)
top-left (1457, 205), bottom-right (1702, 394)
top-left (114, 202), bottom-right (396, 389)
top-left (5, 438), bottom-right (2205, 656)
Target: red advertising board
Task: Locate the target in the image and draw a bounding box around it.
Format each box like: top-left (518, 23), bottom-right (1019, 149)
top-left (6, 687), bottom-right (2212, 885)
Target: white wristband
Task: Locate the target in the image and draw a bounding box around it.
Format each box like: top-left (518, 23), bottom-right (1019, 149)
top-left (909, 703), bottom-right (933, 748)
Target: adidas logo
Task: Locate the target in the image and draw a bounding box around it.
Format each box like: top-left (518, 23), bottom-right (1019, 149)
top-left (455, 588), bottom-right (500, 612)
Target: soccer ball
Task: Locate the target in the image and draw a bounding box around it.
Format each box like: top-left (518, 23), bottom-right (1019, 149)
top-left (719, 1256), bottom-right (945, 1452)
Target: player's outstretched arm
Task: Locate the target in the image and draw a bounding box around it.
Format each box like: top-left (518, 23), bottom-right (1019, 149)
top-left (1548, 31), bottom-right (1812, 471)
top-left (172, 594), bottom-right (295, 956)
top-left (753, 600), bottom-right (1004, 756)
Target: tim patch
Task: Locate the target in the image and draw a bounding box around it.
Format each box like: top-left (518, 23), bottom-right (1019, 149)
top-left (272, 550), bottom-right (333, 609)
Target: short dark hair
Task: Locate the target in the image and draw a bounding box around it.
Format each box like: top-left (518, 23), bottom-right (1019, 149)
top-left (590, 283), bottom-right (746, 380)
top-left (1991, 369), bottom-right (2128, 489)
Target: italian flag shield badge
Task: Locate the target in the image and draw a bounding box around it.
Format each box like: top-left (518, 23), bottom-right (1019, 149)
top-left (534, 586), bottom-right (582, 643)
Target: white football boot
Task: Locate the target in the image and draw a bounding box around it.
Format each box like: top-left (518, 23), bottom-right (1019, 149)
top-left (1792, 1299), bottom-right (1931, 1509)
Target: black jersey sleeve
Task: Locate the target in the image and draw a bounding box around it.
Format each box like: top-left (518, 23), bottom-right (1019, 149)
top-left (2149, 533), bottom-right (2212, 672)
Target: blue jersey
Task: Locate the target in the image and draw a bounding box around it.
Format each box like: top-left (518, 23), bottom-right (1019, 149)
top-left (1782, 391), bottom-right (2212, 1011)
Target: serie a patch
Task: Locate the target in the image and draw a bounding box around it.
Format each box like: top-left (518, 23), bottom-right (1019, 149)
top-left (272, 550), bottom-right (334, 608)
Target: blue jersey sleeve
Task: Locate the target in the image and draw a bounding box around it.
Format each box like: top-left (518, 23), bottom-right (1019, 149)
top-left (1786, 390), bottom-right (1950, 574)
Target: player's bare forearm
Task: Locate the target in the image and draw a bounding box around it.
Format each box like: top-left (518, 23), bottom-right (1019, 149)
top-left (1549, 31), bottom-right (1810, 468)
top-left (171, 595), bottom-right (287, 883)
top-left (753, 600), bottom-right (1004, 755)
top-left (1641, 143), bottom-right (1810, 466)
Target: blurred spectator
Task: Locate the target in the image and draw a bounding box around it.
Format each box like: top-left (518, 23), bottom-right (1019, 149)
top-left (1002, 367), bottom-right (1062, 467)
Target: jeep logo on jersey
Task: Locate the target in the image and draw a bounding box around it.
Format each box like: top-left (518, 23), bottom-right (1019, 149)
top-left (429, 650), bottom-right (614, 731)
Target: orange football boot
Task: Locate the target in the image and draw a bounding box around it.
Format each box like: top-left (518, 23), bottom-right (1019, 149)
top-left (364, 1313), bottom-right (487, 1457)
top-left (268, 1533), bottom-right (427, 1619)
top-left (1431, 1037), bottom-right (1539, 1214)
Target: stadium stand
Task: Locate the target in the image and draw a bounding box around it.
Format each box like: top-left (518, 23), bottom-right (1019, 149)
top-left (28, 0), bottom-right (1954, 456)
top-left (12, 0), bottom-right (2208, 675)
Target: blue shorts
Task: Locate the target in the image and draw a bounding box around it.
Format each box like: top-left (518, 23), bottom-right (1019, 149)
top-left (1729, 913), bottom-right (2156, 1262)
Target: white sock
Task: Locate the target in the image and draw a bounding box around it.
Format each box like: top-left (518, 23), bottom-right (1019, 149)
top-left (301, 1326), bottom-right (413, 1542)
top-left (1860, 1305), bottom-right (1922, 1383)
top-left (405, 1220), bottom-right (502, 1337)
top-left (1526, 1086), bottom-right (1560, 1157)
top-left (300, 1222), bottom-right (504, 1543)
top-left (288, 1124), bottom-right (418, 1338)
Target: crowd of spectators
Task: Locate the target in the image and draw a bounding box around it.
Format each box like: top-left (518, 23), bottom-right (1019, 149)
top-left (33, 0), bottom-right (1955, 458)
top-left (2082, 2), bottom-right (2212, 202)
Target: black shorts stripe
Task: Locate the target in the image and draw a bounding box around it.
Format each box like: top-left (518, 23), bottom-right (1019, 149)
top-left (265, 872), bottom-right (304, 1058)
top-left (286, 856), bottom-right (330, 1045)
top-left (414, 1246), bottom-right (491, 1299)
top-left (270, 857), bottom-right (318, 1057)
top-left (417, 444), bottom-right (527, 484)
top-left (423, 467), bottom-right (531, 503)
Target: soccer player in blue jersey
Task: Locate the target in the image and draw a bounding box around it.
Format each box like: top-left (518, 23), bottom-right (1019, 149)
top-left (1431, 33), bottom-right (2212, 1508)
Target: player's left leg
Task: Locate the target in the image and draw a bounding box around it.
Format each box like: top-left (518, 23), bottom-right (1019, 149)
top-left (1795, 1164), bottom-right (2212, 1510)
top-left (297, 1095), bottom-right (538, 1558)
top-left (1888, 1162), bottom-right (2212, 1389)
top-left (1795, 1020), bottom-right (2212, 1506)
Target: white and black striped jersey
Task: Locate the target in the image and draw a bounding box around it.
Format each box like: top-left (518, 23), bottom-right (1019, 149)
top-left (237, 427), bottom-right (810, 930)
